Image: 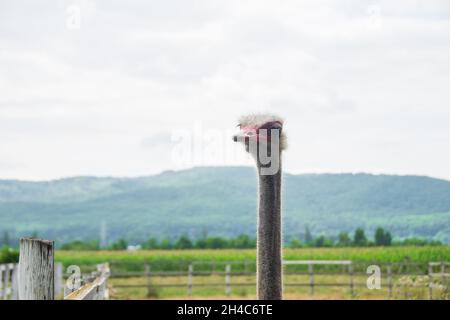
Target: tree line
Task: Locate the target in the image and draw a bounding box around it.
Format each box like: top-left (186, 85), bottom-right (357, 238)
top-left (289, 226), bottom-right (441, 248)
top-left (58, 227), bottom-right (442, 250)
top-left (0, 227), bottom-right (442, 252)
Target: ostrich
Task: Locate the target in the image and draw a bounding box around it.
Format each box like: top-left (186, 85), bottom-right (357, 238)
top-left (233, 114), bottom-right (286, 300)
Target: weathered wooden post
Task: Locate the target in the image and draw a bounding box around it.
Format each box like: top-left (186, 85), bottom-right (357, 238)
top-left (308, 263), bottom-right (314, 296)
top-left (387, 264), bottom-right (393, 299)
top-left (0, 264), bottom-right (4, 299)
top-left (244, 260), bottom-right (249, 274)
top-left (54, 262), bottom-right (63, 297)
top-left (428, 263), bottom-right (433, 300)
top-left (348, 263), bottom-right (354, 297)
top-left (187, 263), bottom-right (193, 297)
top-left (225, 264), bottom-right (231, 296)
top-left (145, 261), bottom-right (152, 297)
top-left (12, 264), bottom-right (19, 299)
top-left (2, 264), bottom-right (12, 299)
top-left (18, 238), bottom-right (54, 300)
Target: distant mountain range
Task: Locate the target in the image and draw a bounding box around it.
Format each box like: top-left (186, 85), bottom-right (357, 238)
top-left (0, 167), bottom-right (449, 244)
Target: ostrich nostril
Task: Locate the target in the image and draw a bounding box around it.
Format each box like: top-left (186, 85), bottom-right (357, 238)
top-left (232, 135), bottom-right (238, 142)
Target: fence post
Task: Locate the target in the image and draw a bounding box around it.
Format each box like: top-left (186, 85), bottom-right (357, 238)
top-left (0, 265), bottom-right (4, 299)
top-left (225, 264), bottom-right (231, 296)
top-left (428, 263), bottom-right (433, 300)
top-left (348, 263), bottom-right (354, 297)
top-left (145, 261), bottom-right (152, 297)
top-left (387, 264), bottom-right (393, 299)
top-left (97, 263), bottom-right (109, 300)
top-left (308, 263), bottom-right (314, 296)
top-left (54, 262), bottom-right (63, 298)
top-left (3, 264), bottom-right (12, 300)
top-left (18, 238), bottom-right (54, 300)
top-left (441, 262), bottom-right (445, 293)
top-left (12, 264), bottom-right (19, 300)
top-left (187, 263), bottom-right (193, 297)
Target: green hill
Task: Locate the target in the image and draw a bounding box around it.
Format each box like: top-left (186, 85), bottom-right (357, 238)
top-left (0, 167), bottom-right (449, 243)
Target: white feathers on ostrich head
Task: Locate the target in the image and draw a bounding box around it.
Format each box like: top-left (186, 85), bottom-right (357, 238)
top-left (234, 113), bottom-right (287, 151)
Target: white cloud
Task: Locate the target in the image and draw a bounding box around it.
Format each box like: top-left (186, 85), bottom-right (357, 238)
top-left (0, 0), bottom-right (449, 180)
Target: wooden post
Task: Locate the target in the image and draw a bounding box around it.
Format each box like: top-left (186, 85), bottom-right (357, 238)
top-left (441, 262), bottom-right (445, 291)
top-left (19, 238), bottom-right (54, 300)
top-left (145, 261), bottom-right (152, 297)
top-left (3, 264), bottom-right (12, 300)
top-left (349, 263), bottom-right (354, 297)
top-left (225, 264), bottom-right (231, 296)
top-left (54, 262), bottom-right (63, 297)
top-left (308, 263), bottom-right (314, 296)
top-left (187, 263), bottom-right (193, 297)
top-left (387, 264), bottom-right (393, 299)
top-left (96, 263), bottom-right (109, 300)
top-left (428, 263), bottom-right (433, 300)
top-left (0, 264), bottom-right (4, 299)
top-left (2, 264), bottom-right (6, 299)
top-left (11, 264), bottom-right (18, 300)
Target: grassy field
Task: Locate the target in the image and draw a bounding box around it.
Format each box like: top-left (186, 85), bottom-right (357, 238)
top-left (55, 246), bottom-right (449, 300)
top-left (109, 273), bottom-right (445, 300)
top-left (55, 246), bottom-right (450, 267)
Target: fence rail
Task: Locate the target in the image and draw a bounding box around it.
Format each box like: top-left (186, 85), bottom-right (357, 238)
top-left (2, 243), bottom-right (448, 300)
top-left (64, 263), bottom-right (110, 300)
top-left (108, 260), bottom-right (449, 299)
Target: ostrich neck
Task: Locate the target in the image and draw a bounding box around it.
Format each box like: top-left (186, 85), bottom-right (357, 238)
top-left (256, 156), bottom-right (282, 300)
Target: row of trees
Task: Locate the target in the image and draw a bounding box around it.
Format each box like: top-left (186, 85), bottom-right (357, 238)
top-left (58, 234), bottom-right (257, 251)
top-left (55, 227), bottom-right (442, 250)
top-left (1, 227), bottom-right (443, 251)
top-left (289, 227), bottom-right (394, 248)
top-left (289, 226), bottom-right (441, 248)
top-left (144, 234), bottom-right (256, 250)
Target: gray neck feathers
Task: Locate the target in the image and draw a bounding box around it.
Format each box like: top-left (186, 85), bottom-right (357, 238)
top-left (256, 158), bottom-right (282, 300)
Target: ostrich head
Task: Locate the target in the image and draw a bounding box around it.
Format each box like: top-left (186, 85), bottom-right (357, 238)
top-left (233, 113), bottom-right (286, 153)
top-left (233, 114), bottom-right (286, 173)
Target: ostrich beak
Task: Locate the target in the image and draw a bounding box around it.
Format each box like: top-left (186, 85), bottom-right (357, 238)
top-left (233, 132), bottom-right (252, 153)
top-left (232, 133), bottom-right (244, 143)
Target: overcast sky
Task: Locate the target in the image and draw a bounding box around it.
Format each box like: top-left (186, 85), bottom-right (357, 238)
top-left (1, 0), bottom-right (450, 181)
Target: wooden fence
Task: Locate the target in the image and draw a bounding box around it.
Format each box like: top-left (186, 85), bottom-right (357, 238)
top-left (0, 262), bottom-right (63, 300)
top-left (64, 263), bottom-right (110, 300)
top-left (0, 263), bottom-right (18, 300)
top-left (2, 239), bottom-right (448, 300)
top-left (0, 238), bottom-right (109, 300)
top-left (109, 260), bottom-right (449, 299)
top-left (428, 262), bottom-right (450, 300)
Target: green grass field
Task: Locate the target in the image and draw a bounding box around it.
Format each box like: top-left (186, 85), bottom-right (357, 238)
top-left (109, 273), bottom-right (446, 300)
top-left (55, 246), bottom-right (449, 300)
top-left (55, 246), bottom-right (450, 267)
